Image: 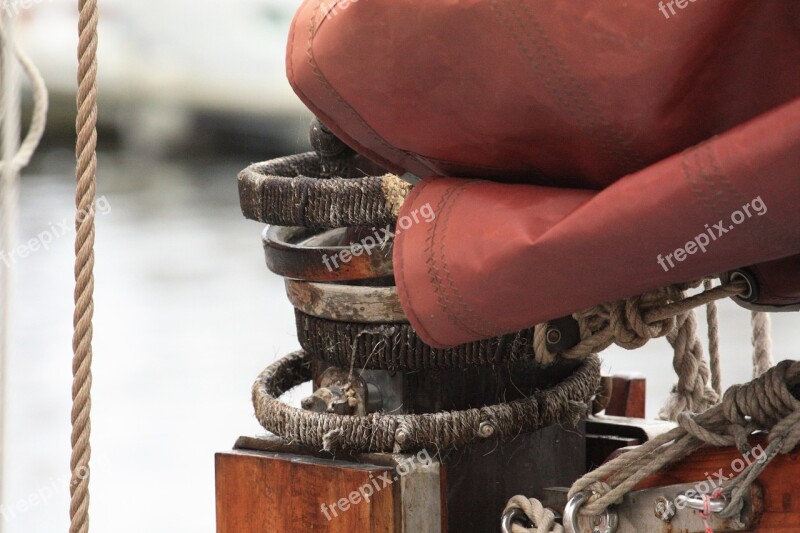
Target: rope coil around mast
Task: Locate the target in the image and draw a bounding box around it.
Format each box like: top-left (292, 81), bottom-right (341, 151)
top-left (71, 0), bottom-right (99, 532)
top-left (254, 279), bottom-right (746, 450)
top-left (252, 350), bottom-right (601, 453)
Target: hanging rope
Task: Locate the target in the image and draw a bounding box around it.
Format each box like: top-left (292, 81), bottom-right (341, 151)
top-left (704, 278), bottom-right (722, 396)
top-left (0, 15), bottom-right (49, 531)
top-left (0, 18), bottom-right (20, 533)
top-left (751, 311), bottom-right (773, 377)
top-left (658, 308), bottom-right (719, 420)
top-left (505, 358), bottom-right (800, 531)
top-left (71, 0), bottom-right (99, 531)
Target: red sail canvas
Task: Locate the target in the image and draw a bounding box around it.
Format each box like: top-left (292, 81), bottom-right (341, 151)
top-left (287, 0), bottom-right (800, 347)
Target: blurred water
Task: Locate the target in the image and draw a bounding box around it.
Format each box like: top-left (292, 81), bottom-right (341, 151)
top-left (4, 149), bottom-right (306, 532)
top-left (2, 150), bottom-right (798, 532)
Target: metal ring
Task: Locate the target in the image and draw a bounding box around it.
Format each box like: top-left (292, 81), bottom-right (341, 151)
top-left (253, 350), bottom-right (602, 452)
top-left (729, 269), bottom-right (758, 302)
top-left (501, 507), bottom-right (529, 533)
top-left (263, 225), bottom-right (394, 282)
top-left (563, 492), bottom-right (618, 533)
top-left (238, 151), bottom-right (411, 229)
top-left (285, 279), bottom-right (407, 323)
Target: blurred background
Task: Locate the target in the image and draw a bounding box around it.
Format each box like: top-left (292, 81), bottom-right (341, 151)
top-left (1, 1), bottom-right (797, 532)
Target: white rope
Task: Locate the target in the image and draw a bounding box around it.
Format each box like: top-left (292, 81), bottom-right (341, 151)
top-left (751, 311), bottom-right (773, 377)
top-left (0, 14), bottom-right (49, 527)
top-left (0, 23), bottom-right (48, 172)
top-left (0, 17), bottom-right (21, 527)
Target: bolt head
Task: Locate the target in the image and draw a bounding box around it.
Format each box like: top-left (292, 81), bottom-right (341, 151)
top-left (478, 421), bottom-right (495, 438)
top-left (395, 428), bottom-right (408, 445)
top-left (654, 496), bottom-right (675, 522)
top-left (546, 327), bottom-right (562, 345)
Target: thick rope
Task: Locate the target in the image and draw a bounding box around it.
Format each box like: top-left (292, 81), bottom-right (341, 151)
top-left (569, 358), bottom-right (800, 516)
top-left (704, 278), bottom-right (722, 396)
top-left (71, 0), bottom-right (99, 532)
top-left (0, 17), bottom-right (48, 529)
top-left (0, 19), bottom-right (19, 533)
top-left (295, 309), bottom-right (539, 371)
top-left (751, 311), bottom-right (773, 377)
top-left (238, 152), bottom-right (411, 228)
top-left (503, 496), bottom-right (564, 533)
top-left (253, 350), bottom-right (601, 453)
top-left (536, 280), bottom-right (745, 363)
top-left (504, 359), bottom-right (800, 528)
top-left (658, 309), bottom-right (719, 420)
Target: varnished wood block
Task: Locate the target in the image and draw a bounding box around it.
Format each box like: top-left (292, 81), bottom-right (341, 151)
top-left (216, 450), bottom-right (399, 532)
top-left (605, 374), bottom-right (646, 419)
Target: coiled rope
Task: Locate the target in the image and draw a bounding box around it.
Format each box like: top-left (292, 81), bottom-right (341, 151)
top-left (253, 282), bottom-right (746, 451)
top-left (253, 350), bottom-right (601, 453)
top-left (238, 152), bottom-right (411, 228)
top-left (71, 0), bottom-right (99, 532)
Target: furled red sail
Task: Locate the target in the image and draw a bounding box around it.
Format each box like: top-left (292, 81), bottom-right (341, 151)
top-left (287, 0), bottom-right (800, 347)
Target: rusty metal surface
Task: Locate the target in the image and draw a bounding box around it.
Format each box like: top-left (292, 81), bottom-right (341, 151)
top-left (263, 225), bottom-right (394, 282)
top-left (285, 279), bottom-right (407, 323)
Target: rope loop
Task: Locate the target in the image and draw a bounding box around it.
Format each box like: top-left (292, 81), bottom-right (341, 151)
top-left (502, 496), bottom-right (564, 533)
top-left (238, 151), bottom-right (411, 229)
top-left (253, 351), bottom-right (601, 453)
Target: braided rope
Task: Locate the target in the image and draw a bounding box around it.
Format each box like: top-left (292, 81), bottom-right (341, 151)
top-left (503, 358), bottom-right (800, 528)
top-left (71, 1), bottom-right (99, 531)
top-left (751, 311), bottom-right (773, 377)
top-left (658, 309), bottom-right (719, 420)
top-left (503, 496), bottom-right (564, 533)
top-left (296, 310), bottom-right (537, 371)
top-left (569, 358), bottom-right (800, 516)
top-left (540, 280), bottom-right (745, 362)
top-left (704, 278), bottom-right (722, 396)
top-left (238, 152), bottom-right (411, 228)
top-left (252, 351), bottom-right (601, 453)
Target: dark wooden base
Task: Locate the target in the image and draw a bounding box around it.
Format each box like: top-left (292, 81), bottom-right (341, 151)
top-left (216, 422), bottom-right (586, 533)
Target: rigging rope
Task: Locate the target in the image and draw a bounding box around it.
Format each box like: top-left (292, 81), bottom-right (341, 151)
top-left (0, 14), bottom-right (48, 530)
top-left (0, 18), bottom-right (20, 532)
top-left (751, 311), bottom-right (773, 377)
top-left (71, 0), bottom-right (99, 531)
top-left (704, 278), bottom-right (722, 396)
top-left (505, 311), bottom-right (783, 531)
